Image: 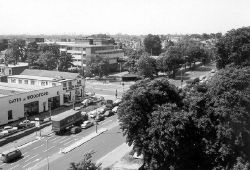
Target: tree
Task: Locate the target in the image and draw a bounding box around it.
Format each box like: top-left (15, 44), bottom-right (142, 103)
top-left (58, 52), bottom-right (73, 71)
top-left (117, 78), bottom-right (182, 169)
top-left (161, 46), bottom-right (184, 78)
top-left (25, 42), bottom-right (39, 66)
top-left (186, 46), bottom-right (208, 67)
top-left (86, 55), bottom-right (110, 77)
top-left (68, 151), bottom-right (101, 170)
top-left (137, 54), bottom-right (157, 78)
top-left (144, 34), bottom-right (162, 56)
top-left (216, 27), bottom-right (250, 69)
top-left (5, 39), bottom-right (26, 64)
top-left (123, 48), bottom-right (144, 73)
top-left (36, 51), bottom-right (58, 70)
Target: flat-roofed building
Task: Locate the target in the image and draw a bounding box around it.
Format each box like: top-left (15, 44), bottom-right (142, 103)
top-left (8, 69), bottom-right (85, 105)
top-left (0, 82), bottom-right (63, 125)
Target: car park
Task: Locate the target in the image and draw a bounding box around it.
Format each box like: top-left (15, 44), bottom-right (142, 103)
top-left (70, 126), bottom-right (82, 134)
top-left (81, 121), bottom-right (94, 129)
top-left (1, 148), bottom-right (22, 163)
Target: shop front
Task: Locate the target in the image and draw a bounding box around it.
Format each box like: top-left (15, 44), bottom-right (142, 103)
top-left (24, 101), bottom-right (39, 116)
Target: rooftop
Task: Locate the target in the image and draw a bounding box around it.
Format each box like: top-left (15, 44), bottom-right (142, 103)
top-left (0, 82), bottom-right (48, 98)
top-left (51, 109), bottom-right (80, 121)
top-left (8, 75), bottom-right (58, 81)
top-left (0, 62), bottom-right (29, 68)
top-left (20, 69), bottom-right (82, 80)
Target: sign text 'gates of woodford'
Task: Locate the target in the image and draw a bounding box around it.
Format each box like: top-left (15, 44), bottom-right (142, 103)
top-left (9, 92), bottom-right (49, 104)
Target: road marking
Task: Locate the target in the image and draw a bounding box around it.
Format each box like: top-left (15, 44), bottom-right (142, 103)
top-left (24, 154), bottom-right (38, 163)
top-left (8, 164), bottom-right (19, 170)
top-left (32, 144), bottom-right (44, 150)
top-left (23, 152), bottom-right (28, 155)
top-left (43, 146), bottom-right (56, 152)
top-left (50, 136), bottom-right (59, 141)
top-left (59, 137), bottom-right (72, 144)
top-left (23, 161), bottom-right (33, 168)
top-left (64, 139), bottom-right (75, 145)
top-left (23, 154), bottom-right (30, 159)
top-left (101, 120), bottom-right (112, 125)
top-left (0, 163), bottom-right (6, 167)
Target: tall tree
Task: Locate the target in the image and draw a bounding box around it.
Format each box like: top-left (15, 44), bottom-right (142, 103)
top-left (137, 54), bottom-right (156, 78)
top-left (161, 46), bottom-right (184, 78)
top-left (216, 27), bottom-right (250, 69)
top-left (36, 51), bottom-right (58, 70)
top-left (25, 42), bottom-right (39, 66)
top-left (5, 39), bottom-right (26, 64)
top-left (58, 52), bottom-right (73, 71)
top-left (144, 34), bottom-right (162, 56)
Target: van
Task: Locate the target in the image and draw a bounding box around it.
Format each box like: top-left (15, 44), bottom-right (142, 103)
top-left (1, 148), bottom-right (22, 163)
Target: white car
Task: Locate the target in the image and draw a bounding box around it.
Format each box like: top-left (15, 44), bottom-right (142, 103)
top-left (81, 121), bottom-right (94, 129)
top-left (112, 106), bottom-right (119, 113)
top-left (210, 69), bottom-right (216, 73)
top-left (113, 99), bottom-right (122, 106)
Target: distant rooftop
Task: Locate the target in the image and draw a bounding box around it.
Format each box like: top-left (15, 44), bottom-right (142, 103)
top-left (20, 69), bottom-right (82, 80)
top-left (0, 82), bottom-right (48, 98)
top-left (0, 62), bottom-right (29, 68)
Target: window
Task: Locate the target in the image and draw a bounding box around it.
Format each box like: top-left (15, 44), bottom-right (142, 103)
top-left (8, 110), bottom-right (13, 120)
top-left (9, 69), bottom-right (12, 75)
top-left (18, 79), bottom-right (22, 84)
top-left (52, 83), bottom-right (56, 86)
top-left (31, 80), bottom-right (35, 85)
top-left (24, 80), bottom-right (28, 84)
top-left (11, 78), bottom-right (16, 83)
top-left (41, 81), bottom-right (46, 86)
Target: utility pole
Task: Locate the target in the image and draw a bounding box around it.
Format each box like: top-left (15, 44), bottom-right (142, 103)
top-left (46, 139), bottom-right (49, 170)
top-left (49, 102), bottom-right (52, 120)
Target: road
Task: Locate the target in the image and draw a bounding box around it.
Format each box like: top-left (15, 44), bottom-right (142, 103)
top-left (0, 115), bottom-right (124, 170)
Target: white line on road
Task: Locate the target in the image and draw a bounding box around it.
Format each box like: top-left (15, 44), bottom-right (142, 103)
top-left (63, 139), bottom-right (75, 145)
top-left (8, 164), bottom-right (19, 170)
top-left (0, 163), bottom-right (6, 167)
top-left (23, 154), bottom-right (30, 159)
top-left (24, 154), bottom-right (38, 163)
top-left (101, 120), bottom-right (112, 125)
top-left (50, 136), bottom-right (60, 141)
top-left (43, 146), bottom-right (56, 152)
top-left (23, 161), bottom-right (33, 168)
top-left (59, 137), bottom-right (72, 144)
top-left (23, 152), bottom-right (28, 155)
top-left (32, 144), bottom-right (44, 150)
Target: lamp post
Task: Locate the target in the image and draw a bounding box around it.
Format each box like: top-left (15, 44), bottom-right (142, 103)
top-left (122, 82), bottom-right (125, 93)
top-left (49, 102), bottom-right (52, 120)
top-left (46, 139), bottom-right (49, 170)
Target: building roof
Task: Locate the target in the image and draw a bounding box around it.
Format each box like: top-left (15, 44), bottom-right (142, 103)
top-left (0, 82), bottom-right (48, 97)
top-left (8, 75), bottom-right (57, 81)
top-left (0, 62), bottom-right (29, 68)
top-left (20, 69), bottom-right (82, 80)
top-left (95, 49), bottom-right (123, 54)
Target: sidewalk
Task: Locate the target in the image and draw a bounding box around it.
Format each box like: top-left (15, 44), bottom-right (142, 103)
top-left (96, 143), bottom-right (142, 170)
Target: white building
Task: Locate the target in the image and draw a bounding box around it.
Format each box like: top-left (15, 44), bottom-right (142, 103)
top-left (0, 82), bottom-right (62, 125)
top-left (8, 69), bottom-right (85, 106)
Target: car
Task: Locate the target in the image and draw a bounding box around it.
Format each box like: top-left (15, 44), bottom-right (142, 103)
top-left (70, 126), bottom-right (82, 134)
top-left (3, 126), bottom-right (18, 133)
top-left (81, 121), bottom-right (94, 129)
top-left (112, 106), bottom-right (119, 113)
top-left (103, 110), bottom-right (113, 117)
top-left (0, 129), bottom-right (9, 136)
top-left (19, 120), bottom-right (35, 128)
top-left (1, 148), bottom-right (22, 163)
top-left (210, 69), bottom-right (216, 73)
top-left (95, 115), bottom-right (104, 122)
top-left (113, 99), bottom-right (122, 106)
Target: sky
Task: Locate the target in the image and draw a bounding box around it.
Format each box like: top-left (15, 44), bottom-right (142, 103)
top-left (0, 0), bottom-right (249, 35)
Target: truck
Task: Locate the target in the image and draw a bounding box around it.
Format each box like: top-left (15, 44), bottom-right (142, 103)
top-left (51, 109), bottom-right (83, 135)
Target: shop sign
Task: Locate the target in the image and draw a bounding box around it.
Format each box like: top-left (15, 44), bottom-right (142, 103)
top-left (9, 91), bottom-right (49, 104)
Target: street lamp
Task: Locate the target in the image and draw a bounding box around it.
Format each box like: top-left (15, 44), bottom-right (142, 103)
top-left (49, 102), bottom-right (52, 120)
top-left (46, 139), bottom-right (49, 170)
top-left (122, 82), bottom-right (125, 93)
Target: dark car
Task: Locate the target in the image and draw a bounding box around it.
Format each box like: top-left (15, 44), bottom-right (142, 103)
top-left (70, 126), bottom-right (82, 134)
top-left (1, 148), bottom-right (22, 163)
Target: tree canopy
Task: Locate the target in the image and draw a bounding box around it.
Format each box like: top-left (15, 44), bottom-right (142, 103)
top-left (144, 34), bottom-right (162, 56)
top-left (216, 27), bottom-right (250, 69)
top-left (137, 54), bottom-right (157, 78)
top-left (118, 66), bottom-right (250, 170)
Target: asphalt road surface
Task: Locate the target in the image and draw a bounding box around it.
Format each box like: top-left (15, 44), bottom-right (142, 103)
top-left (0, 115), bottom-right (124, 170)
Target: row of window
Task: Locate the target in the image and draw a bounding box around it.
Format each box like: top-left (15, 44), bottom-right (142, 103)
top-left (10, 78), bottom-right (55, 86)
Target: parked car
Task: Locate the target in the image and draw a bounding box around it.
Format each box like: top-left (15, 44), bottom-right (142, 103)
top-left (103, 110), bottom-right (113, 117)
top-left (95, 115), bottom-right (104, 122)
top-left (3, 126), bottom-right (18, 133)
top-left (70, 126), bottom-right (82, 134)
top-left (112, 106), bottom-right (119, 113)
top-left (210, 69), bottom-right (216, 73)
top-left (81, 121), bottom-right (94, 129)
top-left (1, 148), bottom-right (22, 163)
top-left (0, 129), bottom-right (9, 136)
top-left (19, 120), bottom-right (35, 128)
top-left (113, 99), bottom-right (122, 106)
